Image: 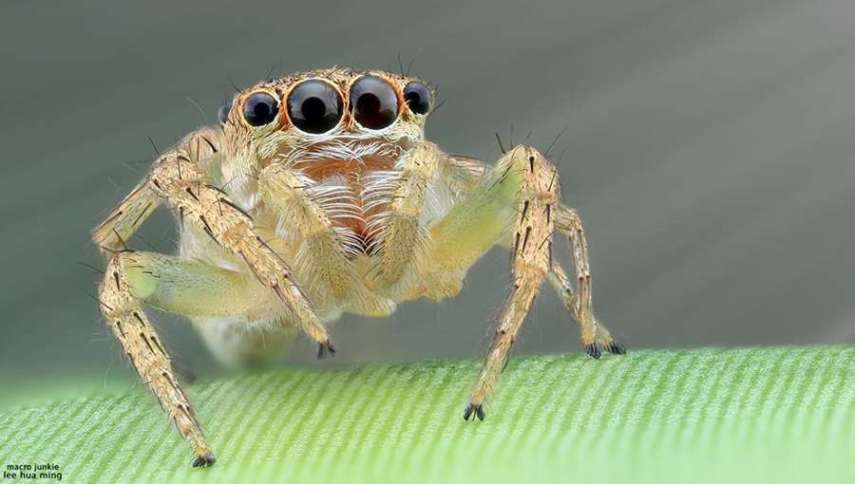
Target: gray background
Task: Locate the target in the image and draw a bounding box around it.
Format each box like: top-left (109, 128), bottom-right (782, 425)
top-left (2, 0), bottom-right (854, 384)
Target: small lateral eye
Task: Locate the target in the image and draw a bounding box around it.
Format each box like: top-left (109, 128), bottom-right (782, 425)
top-left (349, 75), bottom-right (398, 130)
top-left (217, 101), bottom-right (231, 124)
top-left (242, 92), bottom-right (279, 127)
top-left (287, 80), bottom-right (343, 134)
top-left (403, 82), bottom-right (431, 115)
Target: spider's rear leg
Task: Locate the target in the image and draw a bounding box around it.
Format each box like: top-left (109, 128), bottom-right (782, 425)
top-left (464, 145), bottom-right (557, 420)
top-left (551, 208), bottom-right (625, 358)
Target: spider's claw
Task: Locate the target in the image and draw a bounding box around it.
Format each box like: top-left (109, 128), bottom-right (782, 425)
top-left (585, 343), bottom-right (602, 359)
top-left (317, 340), bottom-right (336, 359)
top-left (192, 452), bottom-right (216, 468)
top-left (606, 341), bottom-right (626, 355)
top-left (463, 403), bottom-right (485, 421)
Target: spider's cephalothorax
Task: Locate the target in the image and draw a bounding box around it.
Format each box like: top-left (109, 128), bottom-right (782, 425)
top-left (92, 67), bottom-right (624, 467)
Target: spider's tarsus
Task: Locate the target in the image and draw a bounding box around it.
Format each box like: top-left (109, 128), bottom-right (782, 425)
top-left (585, 343), bottom-right (602, 360)
top-left (463, 403), bottom-right (485, 421)
top-left (191, 452), bottom-right (216, 468)
top-left (317, 340), bottom-right (336, 359)
top-left (606, 342), bottom-right (627, 355)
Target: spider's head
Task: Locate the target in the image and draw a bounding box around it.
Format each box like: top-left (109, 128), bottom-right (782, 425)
top-left (219, 67), bottom-right (435, 180)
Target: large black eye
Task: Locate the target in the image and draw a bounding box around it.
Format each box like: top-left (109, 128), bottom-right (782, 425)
top-left (349, 75), bottom-right (398, 130)
top-left (242, 92), bottom-right (279, 127)
top-left (403, 82), bottom-right (431, 115)
top-left (287, 80), bottom-right (343, 134)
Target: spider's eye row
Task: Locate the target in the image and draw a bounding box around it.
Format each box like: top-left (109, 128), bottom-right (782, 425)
top-left (287, 80), bottom-right (343, 134)
top-left (242, 92), bottom-right (279, 127)
top-left (218, 101), bottom-right (231, 124)
top-left (349, 75), bottom-right (398, 130)
top-left (403, 82), bottom-right (431, 115)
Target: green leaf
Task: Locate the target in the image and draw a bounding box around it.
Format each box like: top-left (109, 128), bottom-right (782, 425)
top-left (1, 347), bottom-right (853, 483)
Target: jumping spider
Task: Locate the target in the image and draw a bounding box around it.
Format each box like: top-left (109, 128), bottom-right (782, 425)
top-left (91, 67), bottom-right (624, 467)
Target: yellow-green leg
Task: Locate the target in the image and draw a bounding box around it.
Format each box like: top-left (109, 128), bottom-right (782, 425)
top-left (121, 251), bottom-right (298, 363)
top-left (99, 250), bottom-right (301, 465)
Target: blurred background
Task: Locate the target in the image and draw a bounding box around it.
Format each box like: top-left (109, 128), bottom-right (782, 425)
top-left (1, 0), bottom-right (853, 392)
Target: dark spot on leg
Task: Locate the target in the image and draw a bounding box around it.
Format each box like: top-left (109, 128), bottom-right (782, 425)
top-left (99, 209), bottom-right (124, 227)
top-left (150, 335), bottom-right (167, 356)
top-left (521, 226), bottom-right (532, 251)
top-left (201, 135), bottom-right (218, 153)
top-left (199, 215), bottom-right (217, 243)
top-left (217, 197), bottom-right (253, 221)
top-left (140, 332), bottom-right (156, 354)
top-left (317, 340), bottom-right (336, 359)
top-left (131, 311), bottom-right (146, 326)
top-left (585, 343), bottom-right (602, 360)
top-left (192, 453), bottom-right (216, 468)
top-left (463, 403), bottom-right (486, 421)
top-left (607, 341), bottom-right (627, 355)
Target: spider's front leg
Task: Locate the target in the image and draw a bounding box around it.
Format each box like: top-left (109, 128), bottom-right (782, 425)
top-left (92, 128), bottom-right (222, 252)
top-left (99, 253), bottom-right (217, 467)
top-left (144, 148), bottom-right (334, 355)
top-left (93, 130), bottom-right (334, 466)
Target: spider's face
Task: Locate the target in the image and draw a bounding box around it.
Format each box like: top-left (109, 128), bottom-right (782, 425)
top-left (219, 68), bottom-right (434, 179)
